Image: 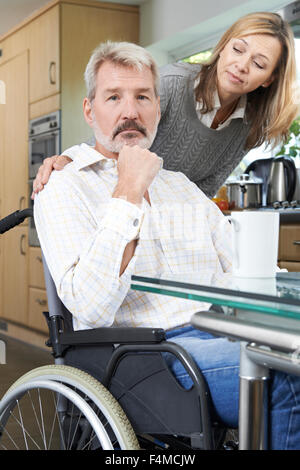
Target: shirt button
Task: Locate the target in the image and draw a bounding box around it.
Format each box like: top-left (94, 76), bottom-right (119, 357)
top-left (133, 218), bottom-right (139, 227)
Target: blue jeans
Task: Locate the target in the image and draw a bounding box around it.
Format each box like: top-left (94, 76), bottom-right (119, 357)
top-left (165, 325), bottom-right (300, 450)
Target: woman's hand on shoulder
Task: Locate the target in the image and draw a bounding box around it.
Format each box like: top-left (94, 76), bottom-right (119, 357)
top-left (31, 155), bottom-right (72, 199)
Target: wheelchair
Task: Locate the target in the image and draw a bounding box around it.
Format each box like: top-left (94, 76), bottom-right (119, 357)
top-left (0, 209), bottom-right (237, 450)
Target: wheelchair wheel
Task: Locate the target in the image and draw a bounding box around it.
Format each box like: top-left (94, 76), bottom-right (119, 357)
top-left (0, 365), bottom-right (139, 450)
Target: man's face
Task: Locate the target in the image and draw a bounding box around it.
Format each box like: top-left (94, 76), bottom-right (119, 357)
top-left (83, 61), bottom-right (161, 158)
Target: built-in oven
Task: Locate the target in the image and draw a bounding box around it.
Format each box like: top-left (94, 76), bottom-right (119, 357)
top-left (28, 110), bottom-right (61, 246)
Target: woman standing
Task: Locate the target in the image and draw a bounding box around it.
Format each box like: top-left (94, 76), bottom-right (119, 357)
top-left (32, 12), bottom-right (299, 198)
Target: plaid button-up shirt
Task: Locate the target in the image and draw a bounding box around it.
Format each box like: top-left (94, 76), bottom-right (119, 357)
top-left (34, 143), bottom-right (232, 331)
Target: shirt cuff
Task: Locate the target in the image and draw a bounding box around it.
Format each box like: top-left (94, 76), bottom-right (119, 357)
top-left (60, 146), bottom-right (76, 160)
top-left (99, 197), bottom-right (144, 240)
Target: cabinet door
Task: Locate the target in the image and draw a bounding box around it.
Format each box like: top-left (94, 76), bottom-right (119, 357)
top-left (278, 224), bottom-right (300, 261)
top-left (2, 226), bottom-right (28, 325)
top-left (0, 239), bottom-right (2, 318)
top-left (28, 5), bottom-right (60, 103)
top-left (0, 52), bottom-right (29, 325)
top-left (0, 51), bottom-right (29, 217)
top-left (0, 58), bottom-right (5, 318)
top-left (28, 287), bottom-right (48, 333)
top-left (278, 261), bottom-right (300, 272)
top-left (29, 247), bottom-right (45, 289)
top-left (0, 73), bottom-right (4, 219)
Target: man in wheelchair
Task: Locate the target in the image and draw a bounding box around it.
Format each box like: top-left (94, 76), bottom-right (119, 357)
top-left (33, 41), bottom-right (300, 450)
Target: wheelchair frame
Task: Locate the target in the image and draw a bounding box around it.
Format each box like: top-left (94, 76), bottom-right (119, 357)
top-left (0, 209), bottom-right (230, 450)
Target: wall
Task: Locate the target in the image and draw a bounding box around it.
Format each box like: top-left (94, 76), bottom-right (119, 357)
top-left (140, 0), bottom-right (292, 64)
top-left (0, 0), bottom-right (50, 36)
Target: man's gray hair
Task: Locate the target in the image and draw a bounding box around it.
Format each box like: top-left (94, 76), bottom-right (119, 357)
top-left (84, 41), bottom-right (160, 102)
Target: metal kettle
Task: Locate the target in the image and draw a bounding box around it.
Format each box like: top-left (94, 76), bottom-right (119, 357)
top-left (267, 155), bottom-right (296, 204)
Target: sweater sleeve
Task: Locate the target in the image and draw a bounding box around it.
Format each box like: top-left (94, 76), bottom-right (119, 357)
top-left (194, 173), bottom-right (223, 199)
top-left (194, 144), bottom-right (249, 198)
top-left (158, 73), bottom-right (172, 119)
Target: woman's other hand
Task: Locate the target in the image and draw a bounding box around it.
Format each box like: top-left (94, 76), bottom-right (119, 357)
top-left (31, 155), bottom-right (72, 199)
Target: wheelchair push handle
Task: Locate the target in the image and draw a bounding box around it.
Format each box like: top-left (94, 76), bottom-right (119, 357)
top-left (0, 208), bottom-right (33, 234)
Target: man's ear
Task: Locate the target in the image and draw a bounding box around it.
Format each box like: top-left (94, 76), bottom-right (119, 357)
top-left (83, 97), bottom-right (93, 127)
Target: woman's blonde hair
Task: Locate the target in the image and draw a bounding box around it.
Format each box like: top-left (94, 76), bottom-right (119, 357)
top-left (195, 12), bottom-right (299, 150)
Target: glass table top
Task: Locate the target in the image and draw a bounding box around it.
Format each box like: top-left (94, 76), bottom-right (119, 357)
top-left (131, 271), bottom-right (300, 321)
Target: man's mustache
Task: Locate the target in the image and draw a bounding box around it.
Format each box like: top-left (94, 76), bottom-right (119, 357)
top-left (112, 120), bottom-right (147, 139)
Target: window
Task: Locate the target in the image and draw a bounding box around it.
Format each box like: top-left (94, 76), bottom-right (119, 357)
top-left (182, 49), bottom-right (212, 64)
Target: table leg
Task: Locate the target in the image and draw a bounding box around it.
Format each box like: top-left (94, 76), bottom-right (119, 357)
top-left (238, 342), bottom-right (269, 450)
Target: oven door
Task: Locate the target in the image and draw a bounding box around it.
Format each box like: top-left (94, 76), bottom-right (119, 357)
top-left (29, 130), bottom-right (60, 179)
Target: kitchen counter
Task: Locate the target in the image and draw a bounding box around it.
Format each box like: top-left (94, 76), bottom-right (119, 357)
top-left (222, 207), bottom-right (300, 224)
top-left (257, 207), bottom-right (300, 224)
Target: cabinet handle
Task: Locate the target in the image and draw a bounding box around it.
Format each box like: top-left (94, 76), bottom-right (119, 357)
top-left (36, 256), bottom-right (43, 263)
top-left (293, 241), bottom-right (300, 246)
top-left (49, 61), bottom-right (56, 85)
top-left (19, 196), bottom-right (25, 211)
top-left (35, 298), bottom-right (47, 306)
top-left (20, 234), bottom-right (26, 255)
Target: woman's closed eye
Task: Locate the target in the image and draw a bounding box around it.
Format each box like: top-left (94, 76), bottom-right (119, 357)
top-left (233, 47), bottom-right (265, 69)
top-left (254, 61), bottom-right (264, 69)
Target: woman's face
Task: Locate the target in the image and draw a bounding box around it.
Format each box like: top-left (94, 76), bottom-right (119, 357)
top-left (216, 34), bottom-right (282, 104)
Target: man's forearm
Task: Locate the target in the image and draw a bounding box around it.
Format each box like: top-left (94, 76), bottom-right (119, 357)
top-left (119, 239), bottom-right (138, 276)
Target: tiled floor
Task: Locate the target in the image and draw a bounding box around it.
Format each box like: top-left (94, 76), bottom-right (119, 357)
top-left (0, 334), bottom-right (53, 399)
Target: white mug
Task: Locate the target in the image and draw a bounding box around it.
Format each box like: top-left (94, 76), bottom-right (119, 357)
top-left (228, 211), bottom-right (280, 278)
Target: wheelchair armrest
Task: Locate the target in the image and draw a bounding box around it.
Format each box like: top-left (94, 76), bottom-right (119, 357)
top-left (60, 327), bottom-right (166, 347)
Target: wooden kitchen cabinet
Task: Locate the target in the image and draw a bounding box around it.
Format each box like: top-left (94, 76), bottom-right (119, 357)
top-left (28, 288), bottom-right (49, 333)
top-left (0, 0), bottom-right (139, 123)
top-left (28, 4), bottom-right (60, 104)
top-left (29, 247), bottom-right (46, 289)
top-left (278, 223), bottom-right (300, 272)
top-left (28, 247), bottom-right (48, 333)
top-left (0, 240), bottom-right (3, 319)
top-left (0, 51), bottom-right (29, 326)
top-left (2, 226), bottom-right (28, 325)
top-left (0, 51), bottom-right (28, 217)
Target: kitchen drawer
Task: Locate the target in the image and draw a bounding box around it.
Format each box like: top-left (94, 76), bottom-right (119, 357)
top-left (278, 261), bottom-right (300, 272)
top-left (29, 247), bottom-right (45, 289)
top-left (28, 288), bottom-right (48, 333)
top-left (278, 224), bottom-right (300, 261)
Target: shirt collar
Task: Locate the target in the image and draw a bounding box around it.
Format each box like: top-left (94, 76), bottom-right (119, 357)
top-left (195, 85), bottom-right (247, 121)
top-left (213, 90), bottom-right (247, 121)
top-left (74, 143), bottom-right (117, 171)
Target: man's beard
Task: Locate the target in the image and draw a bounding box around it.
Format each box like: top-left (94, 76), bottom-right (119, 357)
top-left (91, 111), bottom-right (159, 153)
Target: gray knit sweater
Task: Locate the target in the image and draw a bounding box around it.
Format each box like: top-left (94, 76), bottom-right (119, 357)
top-left (150, 63), bottom-right (251, 198)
